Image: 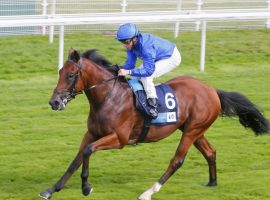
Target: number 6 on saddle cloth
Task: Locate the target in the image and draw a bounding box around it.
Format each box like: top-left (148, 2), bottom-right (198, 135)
top-left (128, 78), bottom-right (178, 126)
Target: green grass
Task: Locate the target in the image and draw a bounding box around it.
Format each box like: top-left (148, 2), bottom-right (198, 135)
top-left (0, 29), bottom-right (270, 200)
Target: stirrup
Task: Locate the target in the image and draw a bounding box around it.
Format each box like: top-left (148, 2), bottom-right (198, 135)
top-left (149, 108), bottom-right (158, 119)
top-left (147, 98), bottom-right (157, 107)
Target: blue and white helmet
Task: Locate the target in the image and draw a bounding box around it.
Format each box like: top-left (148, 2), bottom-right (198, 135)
top-left (115, 23), bottom-right (140, 40)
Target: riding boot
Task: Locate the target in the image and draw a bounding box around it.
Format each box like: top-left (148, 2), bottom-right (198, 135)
top-left (147, 98), bottom-right (158, 119)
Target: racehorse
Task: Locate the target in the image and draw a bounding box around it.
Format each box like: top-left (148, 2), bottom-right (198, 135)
top-left (40, 48), bottom-right (269, 200)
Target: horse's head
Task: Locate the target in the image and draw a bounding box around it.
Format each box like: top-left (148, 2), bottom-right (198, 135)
top-left (49, 48), bottom-right (85, 110)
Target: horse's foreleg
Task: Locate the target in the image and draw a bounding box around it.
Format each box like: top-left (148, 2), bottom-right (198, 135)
top-left (81, 132), bottom-right (125, 196)
top-left (194, 135), bottom-right (217, 186)
top-left (139, 129), bottom-right (204, 200)
top-left (39, 132), bottom-right (93, 200)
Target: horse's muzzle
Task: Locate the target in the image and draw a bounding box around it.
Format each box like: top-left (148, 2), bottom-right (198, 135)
top-left (49, 97), bottom-right (67, 110)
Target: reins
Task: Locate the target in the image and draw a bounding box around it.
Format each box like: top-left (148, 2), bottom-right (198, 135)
top-left (84, 75), bottom-right (119, 91)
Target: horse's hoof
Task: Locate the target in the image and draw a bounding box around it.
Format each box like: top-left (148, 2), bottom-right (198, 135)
top-left (207, 181), bottom-right (217, 187)
top-left (39, 190), bottom-right (52, 200)
top-left (82, 184), bottom-right (93, 196)
top-left (138, 193), bottom-right (151, 200)
top-left (138, 198), bottom-right (150, 200)
top-left (138, 197), bottom-right (151, 200)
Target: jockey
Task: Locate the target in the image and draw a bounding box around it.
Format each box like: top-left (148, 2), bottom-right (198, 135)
top-left (116, 23), bottom-right (181, 119)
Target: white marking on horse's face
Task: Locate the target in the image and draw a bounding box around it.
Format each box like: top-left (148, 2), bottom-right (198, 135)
top-left (58, 98), bottom-right (67, 110)
top-left (60, 102), bottom-right (66, 110)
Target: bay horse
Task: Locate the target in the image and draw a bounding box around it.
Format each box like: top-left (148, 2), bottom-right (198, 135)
top-left (40, 48), bottom-right (269, 200)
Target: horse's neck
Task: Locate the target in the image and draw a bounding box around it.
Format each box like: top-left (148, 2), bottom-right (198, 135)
top-left (83, 61), bottom-right (116, 104)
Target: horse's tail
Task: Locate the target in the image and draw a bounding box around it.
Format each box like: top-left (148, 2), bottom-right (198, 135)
top-left (216, 90), bottom-right (270, 135)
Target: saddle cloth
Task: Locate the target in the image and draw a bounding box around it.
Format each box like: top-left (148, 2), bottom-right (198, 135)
top-left (128, 79), bottom-right (179, 126)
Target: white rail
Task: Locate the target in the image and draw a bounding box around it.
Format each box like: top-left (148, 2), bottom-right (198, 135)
top-left (0, 10), bottom-right (270, 27)
top-left (1, 9), bottom-right (269, 71)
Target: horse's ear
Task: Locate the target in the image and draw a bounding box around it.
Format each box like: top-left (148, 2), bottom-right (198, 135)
top-left (68, 48), bottom-right (75, 56)
top-left (68, 48), bottom-right (80, 62)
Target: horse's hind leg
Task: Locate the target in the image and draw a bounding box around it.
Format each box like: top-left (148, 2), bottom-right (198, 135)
top-left (39, 131), bottom-right (93, 200)
top-left (139, 128), bottom-right (206, 200)
top-left (194, 135), bottom-right (217, 186)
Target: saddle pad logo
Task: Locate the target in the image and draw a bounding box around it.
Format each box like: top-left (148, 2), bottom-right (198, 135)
top-left (167, 112), bottom-right (177, 122)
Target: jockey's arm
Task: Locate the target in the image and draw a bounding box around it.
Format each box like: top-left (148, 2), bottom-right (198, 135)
top-left (131, 50), bottom-right (155, 77)
top-left (122, 50), bottom-right (137, 70)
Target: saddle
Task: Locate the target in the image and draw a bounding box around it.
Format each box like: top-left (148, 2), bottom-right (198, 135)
top-left (128, 79), bottom-right (179, 126)
top-left (128, 79), bottom-right (179, 143)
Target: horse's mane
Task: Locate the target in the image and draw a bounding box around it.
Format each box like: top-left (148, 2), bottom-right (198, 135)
top-left (82, 49), bottom-right (111, 68)
top-left (81, 49), bottom-right (119, 76)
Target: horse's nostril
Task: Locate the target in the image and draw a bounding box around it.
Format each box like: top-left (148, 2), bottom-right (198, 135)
top-left (49, 99), bottom-right (60, 110)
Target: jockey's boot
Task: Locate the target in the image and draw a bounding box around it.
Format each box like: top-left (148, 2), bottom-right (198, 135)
top-left (147, 98), bottom-right (158, 119)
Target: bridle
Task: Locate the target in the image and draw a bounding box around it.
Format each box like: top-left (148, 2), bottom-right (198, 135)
top-left (66, 57), bottom-right (119, 99)
top-left (66, 58), bottom-right (83, 99)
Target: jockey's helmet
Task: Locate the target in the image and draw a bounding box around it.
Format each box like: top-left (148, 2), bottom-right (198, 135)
top-left (115, 23), bottom-right (140, 41)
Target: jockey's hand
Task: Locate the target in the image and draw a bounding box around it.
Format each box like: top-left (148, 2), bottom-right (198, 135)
top-left (118, 68), bottom-right (130, 76)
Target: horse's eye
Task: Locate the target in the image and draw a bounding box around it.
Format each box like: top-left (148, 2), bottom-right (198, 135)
top-left (68, 73), bottom-right (75, 81)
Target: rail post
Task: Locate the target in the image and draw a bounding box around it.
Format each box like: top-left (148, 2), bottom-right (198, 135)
top-left (41, 0), bottom-right (48, 35)
top-left (58, 25), bottom-right (64, 71)
top-left (266, 0), bottom-right (270, 28)
top-left (200, 21), bottom-right (207, 72)
top-left (174, 0), bottom-right (182, 38)
top-left (195, 0), bottom-right (203, 31)
top-left (121, 0), bottom-right (127, 13)
top-left (49, 0), bottom-right (56, 44)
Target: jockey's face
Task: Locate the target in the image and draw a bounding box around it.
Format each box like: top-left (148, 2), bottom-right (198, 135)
top-left (120, 37), bottom-right (137, 50)
top-left (121, 39), bottom-right (133, 50)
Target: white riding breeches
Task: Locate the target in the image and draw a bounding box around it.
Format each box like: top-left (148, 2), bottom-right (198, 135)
top-left (139, 47), bottom-right (181, 99)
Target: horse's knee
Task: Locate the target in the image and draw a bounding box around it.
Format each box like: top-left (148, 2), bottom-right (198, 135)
top-left (83, 145), bottom-right (93, 157)
top-left (172, 157), bottom-right (185, 171)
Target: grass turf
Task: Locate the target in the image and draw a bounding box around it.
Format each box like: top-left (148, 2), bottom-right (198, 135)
top-left (0, 29), bottom-right (270, 200)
